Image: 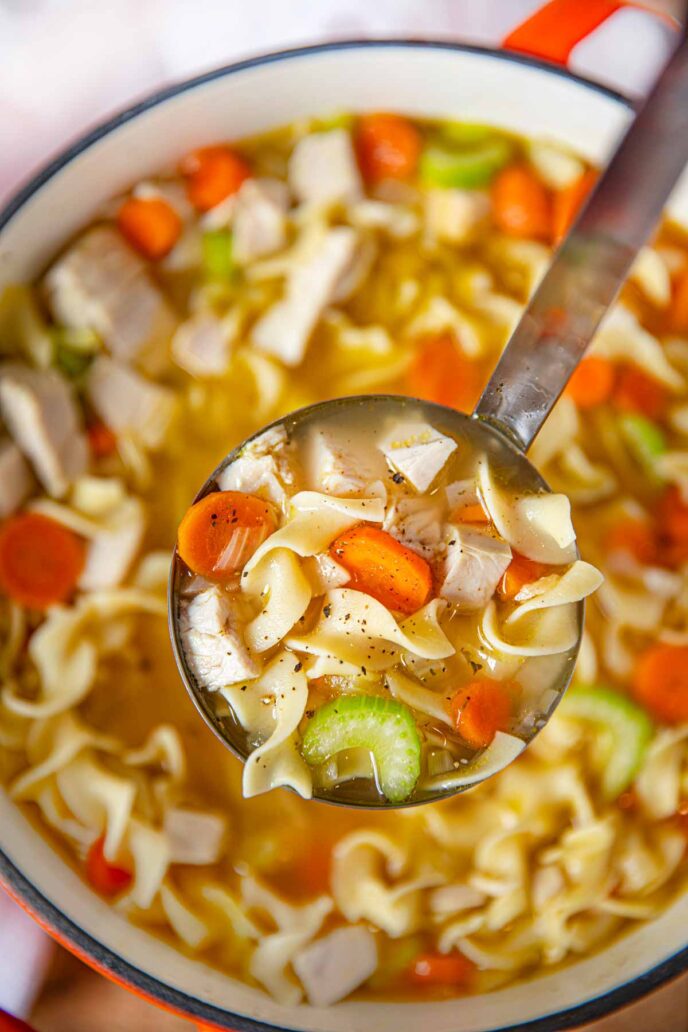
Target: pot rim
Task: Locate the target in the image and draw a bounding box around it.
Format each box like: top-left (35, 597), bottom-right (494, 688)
top-left (1, 36), bottom-right (685, 1032)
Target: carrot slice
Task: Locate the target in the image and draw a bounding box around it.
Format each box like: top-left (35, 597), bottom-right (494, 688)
top-left (659, 485), bottom-right (688, 545)
top-left (177, 491), bottom-right (277, 580)
top-left (564, 355), bottom-right (615, 408)
top-left (671, 266), bottom-right (688, 333)
top-left (87, 420), bottom-right (118, 459)
top-left (0, 513), bottom-right (84, 609)
top-left (330, 525), bottom-right (433, 615)
top-left (454, 502), bottom-right (490, 525)
top-left (552, 169), bottom-right (597, 245)
top-left (86, 836), bottom-right (132, 897)
top-left (605, 519), bottom-right (658, 565)
top-left (408, 952), bottom-right (475, 987)
top-left (450, 678), bottom-right (515, 749)
top-left (117, 196), bottom-right (182, 260)
top-left (407, 333), bottom-right (483, 413)
top-left (497, 553), bottom-right (548, 601)
top-left (633, 643), bottom-right (688, 725)
top-left (490, 165), bottom-right (552, 240)
top-left (181, 146), bottom-right (251, 212)
top-left (355, 113), bottom-right (422, 183)
top-left (612, 365), bottom-right (667, 421)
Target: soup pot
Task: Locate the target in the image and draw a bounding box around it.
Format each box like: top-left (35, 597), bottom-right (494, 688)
top-left (1, 37), bottom-right (687, 1032)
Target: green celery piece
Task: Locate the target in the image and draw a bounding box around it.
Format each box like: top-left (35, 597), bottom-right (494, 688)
top-left (202, 229), bottom-right (234, 281)
top-left (618, 413), bottom-right (666, 475)
top-left (301, 695), bottom-right (421, 803)
top-left (420, 138), bottom-right (512, 189)
top-left (312, 111), bottom-right (355, 132)
top-left (55, 344), bottom-right (93, 379)
top-left (441, 121), bottom-right (499, 145)
top-left (559, 684), bottom-right (653, 799)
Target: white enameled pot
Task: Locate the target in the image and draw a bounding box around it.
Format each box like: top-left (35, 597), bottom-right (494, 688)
top-left (1, 41), bottom-right (687, 1032)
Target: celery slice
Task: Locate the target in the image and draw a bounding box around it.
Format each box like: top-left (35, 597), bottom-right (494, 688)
top-left (202, 229), bottom-right (234, 281)
top-left (420, 139), bottom-right (511, 189)
top-left (618, 413), bottom-right (666, 478)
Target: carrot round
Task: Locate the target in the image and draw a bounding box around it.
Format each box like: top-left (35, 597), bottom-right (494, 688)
top-left (355, 113), bottom-right (422, 183)
top-left (564, 356), bottom-right (615, 408)
top-left (605, 519), bottom-right (658, 565)
top-left (450, 678), bottom-right (515, 748)
top-left (633, 643), bottom-right (688, 725)
top-left (330, 525), bottom-right (433, 615)
top-left (671, 266), bottom-right (688, 333)
top-left (408, 952), bottom-right (475, 988)
top-left (87, 420), bottom-right (118, 459)
top-left (612, 365), bottom-right (667, 421)
top-left (86, 836), bottom-right (132, 897)
top-left (0, 513), bottom-right (84, 609)
top-left (181, 146), bottom-right (251, 212)
top-left (177, 491), bottom-right (277, 580)
top-left (498, 553), bottom-right (548, 601)
top-left (552, 169), bottom-right (597, 245)
top-left (117, 196), bottom-right (182, 260)
top-left (490, 165), bottom-right (552, 240)
top-left (407, 333), bottom-right (483, 413)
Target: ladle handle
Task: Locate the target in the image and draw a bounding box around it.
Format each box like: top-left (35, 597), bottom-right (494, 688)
top-left (475, 33), bottom-right (688, 453)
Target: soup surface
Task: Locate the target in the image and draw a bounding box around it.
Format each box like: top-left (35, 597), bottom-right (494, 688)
top-left (0, 113), bottom-right (687, 1008)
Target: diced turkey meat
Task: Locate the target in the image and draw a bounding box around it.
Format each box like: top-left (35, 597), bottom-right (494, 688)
top-left (163, 806), bottom-right (227, 865)
top-left (218, 426), bottom-right (295, 507)
top-left (424, 188), bottom-right (490, 244)
top-left (172, 313), bottom-right (232, 377)
top-left (0, 437), bottom-right (33, 517)
top-left (380, 421), bottom-right (457, 493)
top-left (439, 524), bottom-right (512, 610)
top-left (233, 177), bottom-right (290, 263)
top-left (0, 365), bottom-right (87, 498)
top-left (288, 129), bottom-right (362, 206)
top-left (44, 226), bottom-right (177, 375)
top-left (86, 355), bottom-right (176, 450)
top-left (292, 926), bottom-right (378, 1007)
top-left (383, 495), bottom-right (444, 560)
top-left (181, 586), bottom-right (259, 689)
top-left (304, 425), bottom-right (386, 498)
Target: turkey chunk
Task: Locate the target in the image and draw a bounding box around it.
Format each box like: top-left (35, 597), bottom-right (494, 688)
top-left (86, 355), bottom-right (176, 450)
top-left (304, 424), bottom-right (386, 497)
top-left (0, 437), bottom-right (33, 517)
top-left (383, 495), bottom-right (443, 560)
top-left (172, 313), bottom-right (232, 377)
top-left (425, 188), bottom-right (490, 244)
top-left (381, 421), bottom-right (457, 492)
top-left (0, 365), bottom-right (87, 498)
top-left (218, 426), bottom-right (295, 507)
top-left (44, 227), bottom-right (176, 375)
top-left (439, 525), bottom-right (512, 610)
top-left (293, 926), bottom-right (377, 1007)
top-left (233, 177), bottom-right (289, 263)
top-left (289, 129), bottom-right (362, 206)
top-left (181, 586), bottom-right (259, 689)
top-left (163, 807), bottom-right (227, 865)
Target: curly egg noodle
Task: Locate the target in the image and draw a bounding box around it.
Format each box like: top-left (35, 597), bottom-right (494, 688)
top-left (0, 115), bottom-right (686, 1006)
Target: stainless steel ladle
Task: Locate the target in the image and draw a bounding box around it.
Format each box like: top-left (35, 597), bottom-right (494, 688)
top-left (170, 35), bottom-right (688, 806)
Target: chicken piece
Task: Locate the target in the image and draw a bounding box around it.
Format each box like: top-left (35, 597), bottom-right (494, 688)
top-left (383, 495), bottom-right (443, 560)
top-left (439, 524), bottom-right (512, 610)
top-left (172, 313), bottom-right (232, 378)
top-left (445, 478), bottom-right (480, 512)
top-left (79, 498), bottom-right (146, 591)
top-left (44, 226), bottom-right (176, 375)
top-left (380, 421), bottom-right (457, 493)
top-left (163, 807), bottom-right (227, 865)
top-left (302, 553), bottom-right (350, 594)
top-left (292, 926), bottom-right (378, 1007)
top-left (181, 586), bottom-right (259, 689)
top-left (0, 437), bottom-right (33, 517)
top-left (233, 177), bottom-right (290, 264)
top-left (304, 424), bottom-right (386, 497)
top-left (289, 129), bottom-right (362, 206)
top-left (252, 227), bottom-right (359, 366)
top-left (0, 365), bottom-right (87, 498)
top-left (218, 426), bottom-right (295, 507)
top-left (86, 355), bottom-right (176, 450)
top-left (424, 188), bottom-right (490, 244)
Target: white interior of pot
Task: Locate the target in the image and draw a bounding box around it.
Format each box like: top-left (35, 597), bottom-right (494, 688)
top-left (1, 43), bottom-right (687, 1032)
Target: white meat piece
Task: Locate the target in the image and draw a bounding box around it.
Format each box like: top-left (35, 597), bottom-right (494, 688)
top-left (44, 227), bottom-right (176, 375)
top-left (172, 313), bottom-right (232, 377)
top-left (0, 365), bottom-right (88, 498)
top-left (439, 524), bottom-right (512, 610)
top-left (252, 227), bottom-right (359, 366)
top-left (380, 421), bottom-right (457, 493)
top-left (218, 425), bottom-right (295, 506)
top-left (79, 498), bottom-right (146, 591)
top-left (233, 178), bottom-right (289, 264)
top-left (424, 188), bottom-right (490, 244)
top-left (304, 424), bottom-right (386, 497)
top-left (383, 495), bottom-right (443, 560)
top-left (181, 586), bottom-right (259, 689)
top-left (163, 806), bottom-right (227, 865)
top-left (0, 437), bottom-right (33, 517)
top-left (302, 553), bottom-right (350, 594)
top-left (445, 478), bottom-right (480, 512)
top-left (329, 235), bottom-right (376, 303)
top-left (86, 355), bottom-right (176, 450)
top-left (289, 129), bottom-right (362, 206)
top-left (292, 926), bottom-right (377, 1007)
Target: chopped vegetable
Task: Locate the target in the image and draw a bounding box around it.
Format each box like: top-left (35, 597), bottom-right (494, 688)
top-left (604, 519), bottom-right (658, 565)
top-left (0, 512), bottom-right (85, 609)
top-left (54, 344), bottom-right (93, 380)
top-left (356, 114), bottom-right (421, 183)
top-left (564, 356), bottom-right (615, 408)
top-left (441, 122), bottom-right (496, 145)
top-left (406, 333), bottom-right (483, 413)
top-left (87, 421), bottom-right (118, 459)
top-left (177, 490), bottom-right (277, 580)
top-left (450, 678), bottom-right (515, 749)
top-left (613, 365), bottom-right (667, 421)
top-left (86, 836), bottom-right (133, 897)
top-left (618, 413), bottom-right (666, 474)
top-left (490, 165), bottom-right (552, 240)
top-left (301, 695), bottom-right (422, 803)
top-left (671, 265), bottom-right (688, 333)
top-left (454, 502), bottom-right (490, 525)
top-left (420, 138), bottom-right (511, 189)
top-left (658, 485), bottom-right (688, 550)
top-left (181, 146), bottom-right (251, 212)
top-left (560, 684), bottom-right (653, 798)
top-left (330, 524), bottom-right (433, 615)
top-left (552, 169), bottom-right (597, 244)
top-left (498, 553), bottom-right (548, 601)
top-left (117, 196), bottom-right (182, 260)
top-left (407, 952), bottom-right (475, 987)
top-left (633, 644), bottom-right (688, 725)
top-left (202, 229), bottom-right (234, 280)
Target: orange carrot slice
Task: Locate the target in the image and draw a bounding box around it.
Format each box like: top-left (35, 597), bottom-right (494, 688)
top-left (177, 491), bottom-right (277, 580)
top-left (605, 519), bottom-right (658, 565)
top-left (330, 525), bottom-right (433, 615)
top-left (633, 643), bottom-right (688, 725)
top-left (552, 169), bottom-right (597, 244)
top-left (407, 333), bottom-right (483, 413)
top-left (612, 365), bottom-right (667, 421)
top-left (181, 146), bottom-right (251, 212)
top-left (450, 678), bottom-right (516, 749)
top-left (497, 553), bottom-right (548, 601)
top-left (491, 165), bottom-right (552, 240)
top-left (87, 420), bottom-right (118, 459)
top-left (408, 952), bottom-right (475, 987)
top-left (671, 266), bottom-right (688, 333)
top-left (355, 113), bottom-right (422, 183)
top-left (86, 836), bottom-right (132, 897)
top-left (0, 513), bottom-right (85, 609)
top-left (564, 355), bottom-right (615, 408)
top-left (117, 196), bottom-right (182, 260)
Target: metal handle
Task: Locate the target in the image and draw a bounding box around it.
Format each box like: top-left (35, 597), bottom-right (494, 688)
top-left (475, 34), bottom-right (688, 452)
